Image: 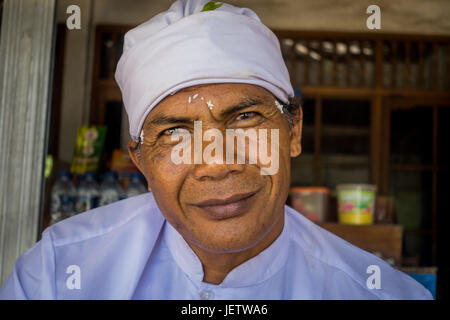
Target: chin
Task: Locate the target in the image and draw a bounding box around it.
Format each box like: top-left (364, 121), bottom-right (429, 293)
top-left (192, 224), bottom-right (270, 254)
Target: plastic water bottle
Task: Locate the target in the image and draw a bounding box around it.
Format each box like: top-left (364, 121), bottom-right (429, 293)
top-left (50, 170), bottom-right (76, 225)
top-left (99, 171), bottom-right (125, 206)
top-left (75, 171), bottom-right (100, 213)
top-left (125, 172), bottom-right (147, 198)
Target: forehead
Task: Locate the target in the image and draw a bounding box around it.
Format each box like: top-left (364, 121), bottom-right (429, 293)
top-left (147, 83), bottom-right (275, 119)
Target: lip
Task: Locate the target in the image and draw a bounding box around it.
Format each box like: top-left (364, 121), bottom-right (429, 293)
top-left (190, 190), bottom-right (259, 220)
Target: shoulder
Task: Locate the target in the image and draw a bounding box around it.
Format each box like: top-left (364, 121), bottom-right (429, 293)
top-left (47, 192), bottom-right (164, 247)
top-left (284, 206), bottom-right (433, 300)
top-left (0, 192), bottom-right (166, 299)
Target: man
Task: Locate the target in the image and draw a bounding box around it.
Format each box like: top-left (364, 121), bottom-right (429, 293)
top-left (0, 0), bottom-right (432, 299)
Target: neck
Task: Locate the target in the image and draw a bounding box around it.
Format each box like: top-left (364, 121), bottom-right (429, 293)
top-left (187, 212), bottom-right (285, 285)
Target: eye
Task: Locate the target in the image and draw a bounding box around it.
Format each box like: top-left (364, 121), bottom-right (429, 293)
top-left (161, 127), bottom-right (187, 136)
top-left (236, 111), bottom-right (258, 121)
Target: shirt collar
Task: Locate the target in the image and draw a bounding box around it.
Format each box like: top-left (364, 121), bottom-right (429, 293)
top-left (164, 211), bottom-right (291, 288)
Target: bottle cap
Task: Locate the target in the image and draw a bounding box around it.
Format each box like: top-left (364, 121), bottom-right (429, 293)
top-left (84, 171), bottom-right (97, 181)
top-left (102, 171), bottom-right (119, 182)
top-left (59, 170), bottom-right (72, 179)
top-left (130, 172), bottom-right (144, 181)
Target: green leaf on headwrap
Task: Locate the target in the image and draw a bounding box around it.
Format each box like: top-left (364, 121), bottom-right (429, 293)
top-left (201, 1), bottom-right (223, 12)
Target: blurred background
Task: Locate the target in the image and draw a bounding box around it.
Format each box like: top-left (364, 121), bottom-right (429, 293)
top-left (1, 0), bottom-right (449, 299)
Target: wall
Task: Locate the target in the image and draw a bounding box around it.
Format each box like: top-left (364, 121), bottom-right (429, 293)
top-left (55, 0), bottom-right (450, 162)
top-left (90, 0), bottom-right (450, 34)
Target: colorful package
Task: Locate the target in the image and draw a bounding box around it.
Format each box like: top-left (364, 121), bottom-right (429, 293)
top-left (70, 126), bottom-right (107, 175)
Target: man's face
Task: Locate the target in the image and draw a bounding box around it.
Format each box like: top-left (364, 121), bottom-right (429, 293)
top-left (129, 83), bottom-right (302, 253)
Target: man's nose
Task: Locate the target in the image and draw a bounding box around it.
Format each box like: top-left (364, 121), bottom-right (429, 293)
top-left (192, 163), bottom-right (245, 181)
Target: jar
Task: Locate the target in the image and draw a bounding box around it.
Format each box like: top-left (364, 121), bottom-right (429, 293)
top-left (290, 187), bottom-right (331, 223)
top-left (336, 184), bottom-right (377, 225)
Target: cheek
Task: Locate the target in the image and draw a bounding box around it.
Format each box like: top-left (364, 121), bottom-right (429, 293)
top-left (141, 146), bottom-right (191, 206)
top-left (145, 161), bottom-right (193, 233)
top-left (265, 125), bottom-right (291, 201)
top-left (257, 120), bottom-right (291, 174)
top-left (279, 130), bottom-right (292, 174)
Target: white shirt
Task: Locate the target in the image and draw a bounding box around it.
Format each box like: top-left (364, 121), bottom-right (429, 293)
top-left (0, 192), bottom-right (432, 299)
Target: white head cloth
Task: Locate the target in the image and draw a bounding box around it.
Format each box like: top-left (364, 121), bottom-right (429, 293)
top-left (115, 0), bottom-right (294, 141)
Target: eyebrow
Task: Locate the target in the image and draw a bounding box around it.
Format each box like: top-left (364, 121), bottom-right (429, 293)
top-left (218, 97), bottom-right (265, 118)
top-left (147, 115), bottom-right (192, 127)
top-left (146, 96), bottom-right (266, 128)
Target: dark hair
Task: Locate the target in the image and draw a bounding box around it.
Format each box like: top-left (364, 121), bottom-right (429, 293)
top-left (278, 96), bottom-right (303, 127)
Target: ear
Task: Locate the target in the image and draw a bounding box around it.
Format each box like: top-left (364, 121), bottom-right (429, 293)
top-left (289, 107), bottom-right (303, 158)
top-left (127, 140), bottom-right (152, 191)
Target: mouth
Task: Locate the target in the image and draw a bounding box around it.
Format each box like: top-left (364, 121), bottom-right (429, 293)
top-left (190, 190), bottom-right (260, 220)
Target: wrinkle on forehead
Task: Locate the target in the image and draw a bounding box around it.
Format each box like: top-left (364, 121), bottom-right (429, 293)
top-left (145, 84), bottom-right (277, 125)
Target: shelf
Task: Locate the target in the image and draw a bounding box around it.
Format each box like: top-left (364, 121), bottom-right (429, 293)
top-left (292, 154), bottom-right (370, 168)
top-left (320, 154), bottom-right (370, 164)
top-left (303, 125), bottom-right (370, 136)
top-left (320, 162), bottom-right (370, 169)
top-left (390, 164), bottom-right (434, 171)
top-left (319, 223), bottom-right (403, 265)
top-left (403, 228), bottom-right (434, 235)
top-left (390, 164), bottom-right (449, 172)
